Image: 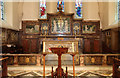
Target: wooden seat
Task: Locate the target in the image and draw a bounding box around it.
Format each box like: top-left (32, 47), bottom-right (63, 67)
top-left (0, 57), bottom-right (8, 77)
top-left (113, 58), bottom-right (120, 78)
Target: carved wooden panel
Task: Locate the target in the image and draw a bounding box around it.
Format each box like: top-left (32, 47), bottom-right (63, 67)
top-left (22, 21), bottom-right (39, 35)
top-left (50, 16), bottom-right (71, 34)
top-left (22, 39), bottom-right (29, 53)
top-left (82, 21), bottom-right (100, 35)
top-left (73, 22), bottom-right (81, 35)
top-left (93, 39), bottom-right (100, 53)
top-left (41, 22), bottom-right (49, 35)
top-left (30, 39), bottom-right (38, 53)
top-left (84, 56), bottom-right (103, 65)
top-left (1, 28), bottom-right (19, 44)
top-left (84, 39), bottom-right (90, 53)
top-left (21, 12), bottom-right (101, 54)
top-left (107, 56), bottom-right (118, 65)
top-left (18, 56), bottom-right (37, 65)
top-left (7, 56), bottom-right (14, 65)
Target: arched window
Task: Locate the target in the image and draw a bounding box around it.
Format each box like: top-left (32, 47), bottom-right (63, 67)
top-left (57, 0), bottom-right (64, 12)
top-left (1, 0), bottom-right (4, 20)
top-left (75, 0), bottom-right (82, 18)
top-left (39, 0), bottom-right (46, 19)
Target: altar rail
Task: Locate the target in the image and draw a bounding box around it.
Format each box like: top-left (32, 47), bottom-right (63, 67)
top-left (0, 54), bottom-right (120, 66)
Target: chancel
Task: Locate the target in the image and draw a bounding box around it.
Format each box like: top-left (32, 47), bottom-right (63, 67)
top-left (0, 0), bottom-right (120, 78)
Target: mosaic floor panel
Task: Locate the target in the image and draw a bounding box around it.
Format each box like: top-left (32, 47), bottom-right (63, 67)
top-left (7, 66), bottom-right (113, 78)
top-left (8, 70), bottom-right (112, 78)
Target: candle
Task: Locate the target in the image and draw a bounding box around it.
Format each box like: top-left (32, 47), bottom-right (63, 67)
top-left (72, 42), bottom-right (74, 52)
top-left (43, 42), bottom-right (45, 52)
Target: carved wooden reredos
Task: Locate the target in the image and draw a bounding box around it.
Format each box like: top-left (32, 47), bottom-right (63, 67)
top-left (22, 12), bottom-right (100, 36)
top-left (21, 12), bottom-right (101, 54)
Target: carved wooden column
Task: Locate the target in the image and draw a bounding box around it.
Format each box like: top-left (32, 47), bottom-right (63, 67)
top-left (43, 54), bottom-right (46, 77)
top-left (36, 55), bottom-right (41, 66)
top-left (102, 55), bottom-right (107, 66)
top-left (57, 53), bottom-right (62, 76)
top-left (80, 56), bottom-right (85, 66)
top-left (14, 56), bottom-right (18, 66)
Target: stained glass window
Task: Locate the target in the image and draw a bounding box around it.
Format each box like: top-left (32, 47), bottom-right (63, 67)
top-left (39, 0), bottom-right (46, 19)
top-left (75, 0), bottom-right (82, 18)
top-left (115, 1), bottom-right (119, 20)
top-left (57, 0), bottom-right (64, 12)
top-left (118, 1), bottom-right (120, 19)
top-left (1, 0), bottom-right (4, 20)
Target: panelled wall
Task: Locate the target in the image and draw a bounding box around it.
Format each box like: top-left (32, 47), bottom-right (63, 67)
top-left (102, 28), bottom-right (120, 54)
top-left (0, 28), bottom-right (20, 53)
top-left (20, 12), bottom-right (102, 54)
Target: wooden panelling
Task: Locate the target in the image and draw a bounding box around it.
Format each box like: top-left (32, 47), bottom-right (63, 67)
top-left (18, 56), bottom-right (37, 65)
top-left (22, 39), bottom-right (29, 53)
top-left (30, 39), bottom-right (38, 53)
top-left (20, 12), bottom-right (101, 54)
top-left (107, 56), bottom-right (118, 65)
top-left (7, 56), bottom-right (14, 65)
top-left (84, 39), bottom-right (91, 53)
top-left (1, 54), bottom-right (120, 66)
top-left (93, 39), bottom-right (100, 53)
top-left (84, 56), bottom-right (103, 65)
top-left (1, 28), bottom-right (19, 44)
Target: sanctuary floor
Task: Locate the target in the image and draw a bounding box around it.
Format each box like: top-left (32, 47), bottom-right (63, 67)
top-left (7, 65), bottom-right (113, 77)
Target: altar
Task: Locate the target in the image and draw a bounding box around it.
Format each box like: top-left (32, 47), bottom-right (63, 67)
top-left (43, 40), bottom-right (79, 65)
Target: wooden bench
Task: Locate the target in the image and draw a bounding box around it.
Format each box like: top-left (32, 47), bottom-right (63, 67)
top-left (0, 57), bottom-right (8, 77)
top-left (113, 58), bottom-right (120, 78)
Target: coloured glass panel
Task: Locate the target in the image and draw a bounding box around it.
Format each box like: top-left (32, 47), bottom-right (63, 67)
top-left (118, 1), bottom-right (120, 19)
top-left (57, 0), bottom-right (64, 12)
top-left (75, 0), bottom-right (82, 18)
top-left (39, 0), bottom-right (46, 19)
top-left (1, 0), bottom-right (4, 20)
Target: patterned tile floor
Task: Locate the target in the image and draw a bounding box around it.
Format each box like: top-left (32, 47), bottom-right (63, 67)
top-left (7, 65), bottom-right (113, 78)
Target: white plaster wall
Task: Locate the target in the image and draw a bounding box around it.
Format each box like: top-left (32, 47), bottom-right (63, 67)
top-left (22, 2), bottom-right (39, 20)
top-left (1, 1), bottom-right (118, 30)
top-left (1, 2), bottom-right (13, 29)
top-left (1, 2), bottom-right (22, 30)
top-left (22, 2), bottom-right (100, 20)
top-left (82, 2), bottom-right (100, 20)
top-left (108, 2), bottom-right (118, 29)
top-left (101, 2), bottom-right (109, 30)
top-left (46, 2), bottom-right (57, 13)
top-left (102, 2), bottom-right (118, 30)
top-left (64, 2), bottom-right (75, 13)
top-left (12, 2), bottom-right (20, 30)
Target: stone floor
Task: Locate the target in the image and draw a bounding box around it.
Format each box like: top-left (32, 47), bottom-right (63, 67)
top-left (8, 65), bottom-right (113, 77)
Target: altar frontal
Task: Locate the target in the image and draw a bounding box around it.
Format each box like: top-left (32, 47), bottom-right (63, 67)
top-left (43, 40), bottom-right (78, 61)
